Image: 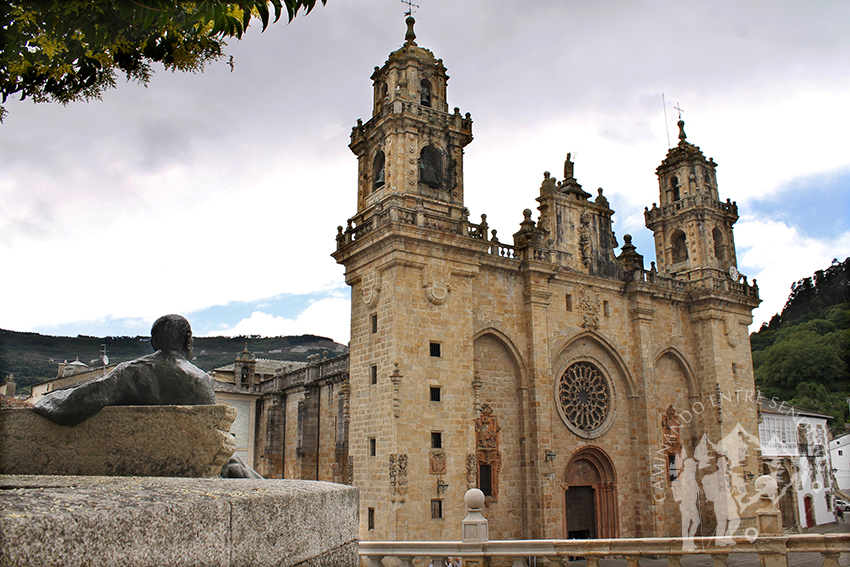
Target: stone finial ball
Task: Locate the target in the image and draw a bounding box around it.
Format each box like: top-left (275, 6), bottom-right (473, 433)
top-left (465, 488), bottom-right (486, 509)
top-left (755, 475), bottom-right (778, 498)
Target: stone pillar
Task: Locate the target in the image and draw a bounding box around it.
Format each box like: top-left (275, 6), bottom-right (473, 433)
top-left (462, 489), bottom-right (489, 542)
top-left (462, 489), bottom-right (489, 567)
top-left (755, 475), bottom-right (782, 536)
top-left (755, 475), bottom-right (788, 567)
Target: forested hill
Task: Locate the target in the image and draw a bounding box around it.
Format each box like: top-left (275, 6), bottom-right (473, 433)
top-left (0, 331), bottom-right (347, 395)
top-left (750, 257), bottom-right (850, 432)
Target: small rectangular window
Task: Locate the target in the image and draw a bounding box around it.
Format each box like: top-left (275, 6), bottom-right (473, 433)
top-left (369, 438), bottom-right (376, 456)
top-left (566, 293), bottom-right (573, 312)
top-left (479, 463), bottom-right (493, 497)
top-left (370, 365), bottom-right (378, 385)
top-left (430, 342), bottom-right (441, 357)
top-left (603, 300), bottom-right (611, 317)
top-left (430, 386), bottom-right (441, 402)
top-left (431, 499), bottom-right (443, 519)
top-left (840, 450), bottom-right (843, 456)
top-left (371, 313), bottom-right (378, 334)
top-left (668, 454), bottom-right (679, 482)
top-left (431, 432), bottom-right (442, 449)
top-left (368, 507), bottom-right (375, 530)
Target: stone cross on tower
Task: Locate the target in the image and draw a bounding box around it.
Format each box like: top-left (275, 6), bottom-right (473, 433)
top-left (400, 0), bottom-right (419, 16)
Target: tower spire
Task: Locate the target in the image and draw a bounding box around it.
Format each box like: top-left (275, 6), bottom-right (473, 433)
top-left (405, 15), bottom-right (416, 44)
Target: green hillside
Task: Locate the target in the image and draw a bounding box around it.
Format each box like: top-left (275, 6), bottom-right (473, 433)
top-left (750, 257), bottom-right (850, 432)
top-left (0, 331), bottom-right (346, 396)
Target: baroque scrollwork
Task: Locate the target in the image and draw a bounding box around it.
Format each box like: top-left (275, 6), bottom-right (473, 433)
top-left (423, 274), bottom-right (451, 305)
top-left (466, 453), bottom-right (478, 489)
top-left (578, 284), bottom-right (600, 330)
top-left (361, 274), bottom-right (382, 309)
top-left (429, 450), bottom-right (447, 475)
top-left (389, 453), bottom-right (409, 503)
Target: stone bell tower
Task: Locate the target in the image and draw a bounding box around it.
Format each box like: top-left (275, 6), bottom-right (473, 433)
top-left (334, 16), bottom-right (480, 541)
top-left (646, 119), bottom-right (739, 280)
top-left (645, 120), bottom-right (762, 529)
top-left (349, 16), bottom-right (473, 216)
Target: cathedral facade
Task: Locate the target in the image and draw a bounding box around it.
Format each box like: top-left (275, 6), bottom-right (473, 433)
top-left (330, 16), bottom-right (762, 541)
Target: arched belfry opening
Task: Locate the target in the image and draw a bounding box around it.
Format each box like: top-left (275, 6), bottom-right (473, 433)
top-left (670, 176), bottom-right (681, 202)
top-left (712, 227), bottom-right (725, 262)
top-left (372, 150), bottom-right (385, 190)
top-left (420, 79), bottom-right (432, 107)
top-left (419, 145), bottom-right (443, 188)
top-left (671, 229), bottom-right (688, 263)
top-left (563, 446), bottom-right (618, 539)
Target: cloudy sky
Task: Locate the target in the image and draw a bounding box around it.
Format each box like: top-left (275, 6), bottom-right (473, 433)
top-left (2, 0), bottom-right (848, 345)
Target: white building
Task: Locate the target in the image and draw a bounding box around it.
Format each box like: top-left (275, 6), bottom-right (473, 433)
top-left (829, 433), bottom-right (850, 502)
top-left (758, 398), bottom-right (836, 530)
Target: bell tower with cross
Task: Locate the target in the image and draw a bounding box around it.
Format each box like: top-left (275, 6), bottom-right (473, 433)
top-left (333, 14), bottom-right (481, 541)
top-left (348, 14), bottom-right (473, 216)
top-left (645, 116), bottom-right (740, 279)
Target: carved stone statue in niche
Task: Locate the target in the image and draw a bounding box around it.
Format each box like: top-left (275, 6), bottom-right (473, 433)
top-left (475, 404), bottom-right (502, 499)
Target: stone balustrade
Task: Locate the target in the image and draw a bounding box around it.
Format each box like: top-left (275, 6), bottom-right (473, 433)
top-left (630, 266), bottom-right (759, 301)
top-left (644, 195), bottom-right (738, 223)
top-left (262, 352), bottom-right (349, 394)
top-left (360, 486), bottom-right (847, 567)
top-left (359, 534), bottom-right (849, 567)
top-left (337, 201), bottom-right (759, 304)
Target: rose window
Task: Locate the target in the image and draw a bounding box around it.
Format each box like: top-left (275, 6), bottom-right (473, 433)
top-left (557, 362), bottom-right (611, 436)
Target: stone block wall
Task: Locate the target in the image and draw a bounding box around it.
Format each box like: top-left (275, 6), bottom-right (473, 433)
top-left (0, 404), bottom-right (235, 478)
top-left (0, 475), bottom-right (359, 567)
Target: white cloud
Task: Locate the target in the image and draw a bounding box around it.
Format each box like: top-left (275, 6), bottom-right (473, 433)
top-left (2, 1), bottom-right (848, 340)
top-left (736, 216), bottom-right (850, 329)
top-left (211, 296), bottom-right (351, 344)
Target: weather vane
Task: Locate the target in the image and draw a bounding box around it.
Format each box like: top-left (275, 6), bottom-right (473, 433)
top-left (674, 102), bottom-right (684, 120)
top-left (401, 0), bottom-right (419, 16)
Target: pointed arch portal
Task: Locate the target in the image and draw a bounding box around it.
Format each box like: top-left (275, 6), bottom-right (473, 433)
top-left (563, 446), bottom-right (619, 539)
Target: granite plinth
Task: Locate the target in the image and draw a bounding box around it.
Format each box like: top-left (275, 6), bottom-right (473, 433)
top-left (0, 404), bottom-right (236, 477)
top-left (0, 475), bottom-right (359, 567)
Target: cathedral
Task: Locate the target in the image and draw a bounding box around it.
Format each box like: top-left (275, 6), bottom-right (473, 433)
top-left (252, 16), bottom-right (763, 541)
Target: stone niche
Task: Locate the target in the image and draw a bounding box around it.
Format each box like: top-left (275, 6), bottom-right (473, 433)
top-left (0, 403), bottom-right (237, 478)
top-left (0, 475), bottom-right (359, 567)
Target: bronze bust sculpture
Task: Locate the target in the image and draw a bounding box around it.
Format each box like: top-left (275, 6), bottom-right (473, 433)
top-left (33, 314), bottom-right (216, 426)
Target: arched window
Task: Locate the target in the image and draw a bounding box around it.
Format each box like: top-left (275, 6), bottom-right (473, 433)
top-left (712, 227), bottom-right (724, 261)
top-left (670, 176), bottom-right (681, 202)
top-left (240, 367), bottom-right (250, 389)
top-left (671, 230), bottom-right (688, 263)
top-left (375, 82), bottom-right (388, 112)
top-left (420, 79), bottom-right (432, 107)
top-left (373, 151), bottom-right (385, 189)
top-left (419, 145), bottom-right (442, 188)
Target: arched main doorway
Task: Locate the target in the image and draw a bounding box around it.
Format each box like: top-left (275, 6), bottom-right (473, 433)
top-left (563, 446), bottom-right (618, 539)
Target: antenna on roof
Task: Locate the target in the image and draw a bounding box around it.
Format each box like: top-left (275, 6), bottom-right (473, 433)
top-left (401, 0), bottom-right (419, 17)
top-left (662, 90), bottom-right (671, 148)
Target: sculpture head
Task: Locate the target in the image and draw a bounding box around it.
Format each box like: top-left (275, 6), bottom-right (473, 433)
top-left (150, 315), bottom-right (193, 358)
